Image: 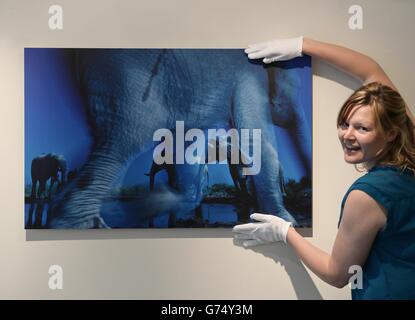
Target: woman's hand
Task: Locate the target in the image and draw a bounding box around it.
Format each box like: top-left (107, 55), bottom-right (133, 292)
top-left (232, 213), bottom-right (293, 247)
top-left (245, 37), bottom-right (303, 63)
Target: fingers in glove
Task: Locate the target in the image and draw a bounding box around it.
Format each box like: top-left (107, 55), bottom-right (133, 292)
top-left (250, 213), bottom-right (272, 222)
top-left (244, 47), bottom-right (261, 55)
top-left (232, 222), bottom-right (257, 233)
top-left (263, 57), bottom-right (279, 64)
top-left (243, 239), bottom-right (263, 248)
top-left (234, 233), bottom-right (254, 240)
top-left (245, 42), bottom-right (266, 52)
top-left (246, 51), bottom-right (269, 60)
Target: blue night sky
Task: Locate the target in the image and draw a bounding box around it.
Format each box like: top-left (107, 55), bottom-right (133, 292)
top-left (24, 49), bottom-right (312, 188)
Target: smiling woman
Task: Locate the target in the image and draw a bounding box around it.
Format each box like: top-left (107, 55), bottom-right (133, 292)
top-left (338, 105), bottom-right (381, 165)
top-left (337, 103), bottom-right (391, 167)
top-left (233, 37), bottom-right (415, 300)
top-left (337, 82), bottom-right (413, 173)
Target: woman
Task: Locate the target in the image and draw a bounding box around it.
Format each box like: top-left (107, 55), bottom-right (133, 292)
top-left (233, 37), bottom-right (415, 300)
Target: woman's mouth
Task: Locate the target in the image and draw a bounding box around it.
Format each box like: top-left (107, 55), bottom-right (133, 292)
top-left (344, 145), bottom-right (361, 153)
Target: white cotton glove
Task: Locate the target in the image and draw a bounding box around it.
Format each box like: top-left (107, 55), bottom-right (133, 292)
top-left (245, 36), bottom-right (303, 63)
top-left (232, 213), bottom-right (292, 247)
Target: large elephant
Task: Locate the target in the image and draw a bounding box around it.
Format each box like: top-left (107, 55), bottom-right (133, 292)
top-left (30, 153), bottom-right (67, 200)
top-left (47, 49), bottom-right (311, 228)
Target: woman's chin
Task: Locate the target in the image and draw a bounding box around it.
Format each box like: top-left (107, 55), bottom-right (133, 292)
top-left (344, 156), bottom-right (362, 164)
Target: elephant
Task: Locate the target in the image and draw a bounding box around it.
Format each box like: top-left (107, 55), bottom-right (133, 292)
top-left (145, 136), bottom-right (256, 226)
top-left (30, 153), bottom-right (67, 200)
top-left (145, 133), bottom-right (251, 194)
top-left (47, 49), bottom-right (311, 228)
top-left (144, 133), bottom-right (252, 225)
top-left (208, 135), bottom-right (252, 197)
top-left (145, 161), bottom-right (177, 192)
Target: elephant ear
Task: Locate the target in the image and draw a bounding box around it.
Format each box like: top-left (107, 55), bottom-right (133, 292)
top-left (55, 154), bottom-right (65, 161)
top-left (54, 154), bottom-right (67, 170)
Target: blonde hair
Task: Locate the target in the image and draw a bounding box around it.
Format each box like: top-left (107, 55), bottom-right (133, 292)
top-left (337, 82), bottom-right (415, 174)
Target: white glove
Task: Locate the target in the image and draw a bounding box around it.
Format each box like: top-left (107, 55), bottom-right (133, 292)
top-left (232, 213), bottom-right (292, 247)
top-left (245, 37), bottom-right (303, 63)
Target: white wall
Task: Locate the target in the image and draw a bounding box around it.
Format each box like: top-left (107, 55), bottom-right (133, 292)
top-left (0, 0), bottom-right (414, 299)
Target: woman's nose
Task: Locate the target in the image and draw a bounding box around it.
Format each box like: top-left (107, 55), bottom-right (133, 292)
top-left (343, 127), bottom-right (355, 140)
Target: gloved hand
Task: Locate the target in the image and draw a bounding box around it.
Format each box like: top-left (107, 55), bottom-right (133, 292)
top-left (245, 36), bottom-right (303, 63)
top-left (232, 213), bottom-right (292, 247)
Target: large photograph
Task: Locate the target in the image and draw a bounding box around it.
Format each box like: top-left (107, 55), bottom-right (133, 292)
top-left (24, 48), bottom-right (312, 229)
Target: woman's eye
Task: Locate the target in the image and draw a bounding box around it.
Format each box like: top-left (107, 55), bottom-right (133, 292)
top-left (339, 123), bottom-right (348, 129)
top-left (359, 127), bottom-right (368, 132)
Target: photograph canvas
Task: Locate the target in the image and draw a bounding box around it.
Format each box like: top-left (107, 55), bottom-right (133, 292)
top-left (24, 48), bottom-right (312, 229)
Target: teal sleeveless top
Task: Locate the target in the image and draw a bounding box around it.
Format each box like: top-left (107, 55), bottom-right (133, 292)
top-left (339, 166), bottom-right (415, 300)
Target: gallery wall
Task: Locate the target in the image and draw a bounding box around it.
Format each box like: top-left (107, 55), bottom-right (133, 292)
top-left (1, 0), bottom-right (414, 299)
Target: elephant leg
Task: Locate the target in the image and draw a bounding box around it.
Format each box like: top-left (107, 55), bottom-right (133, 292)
top-left (232, 70), bottom-right (298, 225)
top-left (235, 167), bottom-right (250, 200)
top-left (145, 162), bottom-right (159, 192)
top-left (48, 177), bottom-right (57, 199)
top-left (148, 174), bottom-right (155, 192)
top-left (26, 203), bottom-right (35, 228)
top-left (194, 205), bottom-right (203, 224)
top-left (228, 163), bottom-right (241, 192)
top-left (145, 162), bottom-right (175, 192)
top-left (270, 67), bottom-right (312, 177)
top-left (148, 217), bottom-right (155, 228)
top-left (38, 181), bottom-right (46, 200)
top-left (34, 200), bottom-right (45, 228)
top-left (47, 92), bottom-right (167, 228)
top-left (168, 212), bottom-right (177, 227)
top-left (166, 165), bottom-right (177, 189)
top-left (30, 180), bottom-right (37, 200)
top-left (47, 144), bottom-right (128, 228)
top-left (230, 166), bottom-right (252, 223)
top-left (288, 123), bottom-right (312, 178)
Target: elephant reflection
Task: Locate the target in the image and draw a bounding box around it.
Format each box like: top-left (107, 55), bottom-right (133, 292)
top-left (47, 49), bottom-right (311, 228)
top-left (31, 153), bottom-right (67, 200)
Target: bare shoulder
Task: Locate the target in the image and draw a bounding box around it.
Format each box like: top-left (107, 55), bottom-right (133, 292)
top-left (341, 190), bottom-right (387, 232)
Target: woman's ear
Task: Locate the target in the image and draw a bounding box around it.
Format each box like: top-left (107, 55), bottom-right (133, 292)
top-left (386, 128), bottom-right (399, 142)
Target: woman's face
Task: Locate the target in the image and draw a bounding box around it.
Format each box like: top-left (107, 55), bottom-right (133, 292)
top-left (337, 105), bottom-right (387, 168)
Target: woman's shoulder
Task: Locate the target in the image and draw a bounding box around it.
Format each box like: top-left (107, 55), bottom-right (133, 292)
top-left (354, 165), bottom-right (414, 185)
top-left (338, 166), bottom-right (414, 227)
top-left (346, 165), bottom-right (415, 205)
